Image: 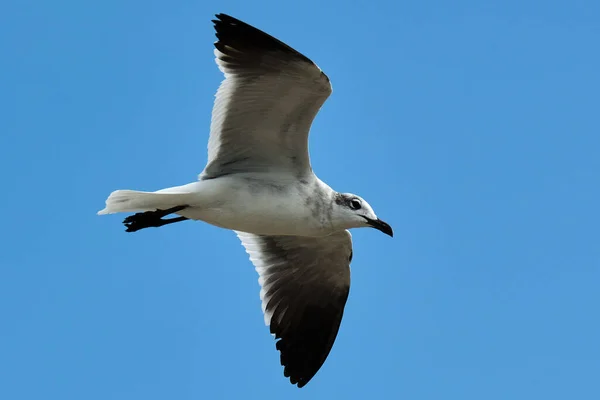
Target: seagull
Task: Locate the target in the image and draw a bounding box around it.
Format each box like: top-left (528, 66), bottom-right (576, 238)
top-left (98, 13), bottom-right (393, 388)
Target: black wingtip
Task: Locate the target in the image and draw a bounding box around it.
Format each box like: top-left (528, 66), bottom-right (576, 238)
top-left (270, 299), bottom-right (349, 388)
top-left (210, 12), bottom-right (314, 65)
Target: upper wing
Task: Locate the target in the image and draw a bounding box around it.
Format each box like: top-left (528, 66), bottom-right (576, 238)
top-left (200, 13), bottom-right (332, 180)
top-left (236, 230), bottom-right (353, 388)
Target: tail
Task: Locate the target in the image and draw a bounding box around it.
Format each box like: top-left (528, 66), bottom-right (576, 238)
top-left (97, 189), bottom-right (193, 215)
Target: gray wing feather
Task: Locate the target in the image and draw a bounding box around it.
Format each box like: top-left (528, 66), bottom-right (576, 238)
top-left (236, 230), bottom-right (352, 388)
top-left (200, 14), bottom-right (332, 180)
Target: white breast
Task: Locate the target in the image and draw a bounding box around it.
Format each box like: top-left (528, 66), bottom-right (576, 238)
top-left (175, 176), bottom-right (333, 237)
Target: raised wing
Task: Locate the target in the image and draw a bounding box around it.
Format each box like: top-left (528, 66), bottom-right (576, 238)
top-left (200, 13), bottom-right (332, 180)
top-left (236, 230), bottom-right (353, 388)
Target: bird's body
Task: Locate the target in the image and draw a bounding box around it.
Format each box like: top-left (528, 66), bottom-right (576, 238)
top-left (98, 13), bottom-right (392, 388)
top-left (115, 174), bottom-right (338, 237)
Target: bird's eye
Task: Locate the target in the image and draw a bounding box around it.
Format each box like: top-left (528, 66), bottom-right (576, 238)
top-left (349, 199), bottom-right (362, 210)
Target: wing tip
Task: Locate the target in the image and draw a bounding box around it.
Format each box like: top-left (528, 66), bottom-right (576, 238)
top-left (211, 12), bottom-right (317, 67)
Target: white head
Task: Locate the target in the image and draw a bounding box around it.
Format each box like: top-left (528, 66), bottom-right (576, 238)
top-left (332, 193), bottom-right (393, 237)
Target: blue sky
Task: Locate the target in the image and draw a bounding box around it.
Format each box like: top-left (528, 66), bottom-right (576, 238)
top-left (1, 0), bottom-right (599, 399)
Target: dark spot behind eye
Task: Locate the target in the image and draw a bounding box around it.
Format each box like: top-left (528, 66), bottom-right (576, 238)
top-left (333, 193), bottom-right (362, 210)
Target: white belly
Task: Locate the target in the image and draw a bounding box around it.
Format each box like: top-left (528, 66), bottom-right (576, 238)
top-left (172, 176), bottom-right (333, 237)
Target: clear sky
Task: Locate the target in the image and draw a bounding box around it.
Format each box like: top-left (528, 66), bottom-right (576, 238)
top-left (1, 1), bottom-right (599, 399)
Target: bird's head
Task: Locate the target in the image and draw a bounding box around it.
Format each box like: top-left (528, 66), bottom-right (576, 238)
top-left (332, 193), bottom-right (393, 237)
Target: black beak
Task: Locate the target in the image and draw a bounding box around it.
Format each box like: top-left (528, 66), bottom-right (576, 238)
top-left (365, 217), bottom-right (394, 237)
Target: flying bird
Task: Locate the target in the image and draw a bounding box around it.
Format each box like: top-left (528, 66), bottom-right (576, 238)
top-left (98, 13), bottom-right (392, 388)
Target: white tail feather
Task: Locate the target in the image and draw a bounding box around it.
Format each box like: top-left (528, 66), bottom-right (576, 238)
top-left (97, 189), bottom-right (192, 215)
